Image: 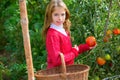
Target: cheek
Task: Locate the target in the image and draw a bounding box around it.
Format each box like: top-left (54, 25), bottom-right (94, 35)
top-left (63, 15), bottom-right (66, 20)
top-left (64, 16), bottom-right (66, 19)
top-left (52, 17), bottom-right (56, 22)
top-left (63, 16), bottom-right (66, 21)
top-left (52, 15), bottom-right (56, 20)
top-left (51, 13), bottom-right (54, 18)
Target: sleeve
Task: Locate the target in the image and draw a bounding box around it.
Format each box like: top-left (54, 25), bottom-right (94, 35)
top-left (64, 48), bottom-right (78, 63)
top-left (78, 44), bottom-right (90, 54)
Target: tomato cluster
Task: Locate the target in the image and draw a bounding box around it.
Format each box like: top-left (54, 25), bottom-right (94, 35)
top-left (96, 28), bottom-right (120, 66)
top-left (96, 54), bottom-right (111, 66)
top-left (103, 28), bottom-right (120, 43)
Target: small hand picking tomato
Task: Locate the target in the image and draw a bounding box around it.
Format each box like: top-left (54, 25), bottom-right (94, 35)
top-left (86, 36), bottom-right (97, 47)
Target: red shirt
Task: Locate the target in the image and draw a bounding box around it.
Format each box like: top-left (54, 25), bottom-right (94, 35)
top-left (46, 28), bottom-right (90, 69)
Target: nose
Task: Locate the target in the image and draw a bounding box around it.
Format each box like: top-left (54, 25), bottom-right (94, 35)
top-left (58, 15), bottom-right (62, 20)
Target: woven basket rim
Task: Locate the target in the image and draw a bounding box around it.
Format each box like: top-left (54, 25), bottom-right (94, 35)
top-left (35, 64), bottom-right (90, 78)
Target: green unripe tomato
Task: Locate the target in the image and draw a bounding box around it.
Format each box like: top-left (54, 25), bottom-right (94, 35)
top-left (105, 54), bottom-right (111, 60)
top-left (94, 76), bottom-right (100, 80)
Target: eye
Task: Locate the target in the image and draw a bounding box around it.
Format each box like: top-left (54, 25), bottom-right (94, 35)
top-left (54, 13), bottom-right (58, 16)
top-left (61, 13), bottom-right (65, 16)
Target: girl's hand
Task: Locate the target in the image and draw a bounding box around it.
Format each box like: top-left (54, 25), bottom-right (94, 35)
top-left (73, 45), bottom-right (79, 51)
top-left (89, 44), bottom-right (97, 49)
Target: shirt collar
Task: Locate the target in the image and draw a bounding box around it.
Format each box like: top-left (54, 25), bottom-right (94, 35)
top-left (50, 23), bottom-right (67, 36)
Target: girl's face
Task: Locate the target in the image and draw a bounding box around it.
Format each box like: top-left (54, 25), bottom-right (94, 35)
top-left (52, 7), bottom-right (66, 26)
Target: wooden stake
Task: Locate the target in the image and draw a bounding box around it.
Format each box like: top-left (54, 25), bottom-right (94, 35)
top-left (19, 0), bottom-right (34, 80)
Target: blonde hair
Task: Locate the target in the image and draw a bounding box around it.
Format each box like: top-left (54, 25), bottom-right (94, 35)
top-left (42, 0), bottom-right (71, 41)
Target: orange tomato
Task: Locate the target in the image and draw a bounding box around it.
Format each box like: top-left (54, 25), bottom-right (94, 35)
top-left (113, 28), bottom-right (120, 35)
top-left (103, 36), bottom-right (109, 42)
top-left (118, 29), bottom-right (120, 34)
top-left (96, 57), bottom-right (106, 66)
top-left (106, 30), bottom-right (112, 35)
top-left (86, 36), bottom-right (96, 47)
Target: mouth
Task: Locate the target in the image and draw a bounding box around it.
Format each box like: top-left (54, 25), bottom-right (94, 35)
top-left (56, 21), bottom-right (63, 24)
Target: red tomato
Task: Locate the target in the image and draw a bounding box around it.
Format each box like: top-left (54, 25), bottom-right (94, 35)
top-left (86, 36), bottom-right (96, 47)
top-left (113, 28), bottom-right (120, 35)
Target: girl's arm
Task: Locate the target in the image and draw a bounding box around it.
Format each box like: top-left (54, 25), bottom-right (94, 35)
top-left (78, 44), bottom-right (90, 54)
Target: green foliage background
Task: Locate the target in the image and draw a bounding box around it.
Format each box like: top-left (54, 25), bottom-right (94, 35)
top-left (0, 0), bottom-right (120, 80)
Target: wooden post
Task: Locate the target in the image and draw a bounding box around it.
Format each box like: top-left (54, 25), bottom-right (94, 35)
top-left (19, 0), bottom-right (34, 80)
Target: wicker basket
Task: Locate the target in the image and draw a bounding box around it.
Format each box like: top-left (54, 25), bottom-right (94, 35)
top-left (35, 53), bottom-right (90, 80)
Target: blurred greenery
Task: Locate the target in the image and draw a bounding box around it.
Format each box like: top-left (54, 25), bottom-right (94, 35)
top-left (0, 0), bottom-right (120, 80)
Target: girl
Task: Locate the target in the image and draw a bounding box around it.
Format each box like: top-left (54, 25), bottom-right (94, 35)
top-left (42, 0), bottom-right (94, 69)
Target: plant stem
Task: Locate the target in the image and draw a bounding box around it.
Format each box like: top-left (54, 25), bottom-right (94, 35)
top-left (103, 0), bottom-right (112, 38)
